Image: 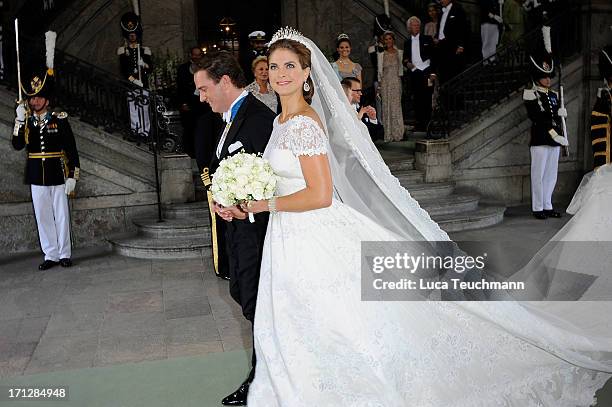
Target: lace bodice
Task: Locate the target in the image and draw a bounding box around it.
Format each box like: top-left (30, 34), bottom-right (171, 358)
top-left (263, 115), bottom-right (328, 196)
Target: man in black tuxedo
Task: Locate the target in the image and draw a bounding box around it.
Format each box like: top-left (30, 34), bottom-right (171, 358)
top-left (177, 46), bottom-right (205, 158)
top-left (194, 51), bottom-right (274, 406)
top-left (403, 16), bottom-right (436, 131)
top-left (341, 77), bottom-right (384, 141)
top-left (181, 49), bottom-right (226, 278)
top-left (434, 0), bottom-right (469, 83)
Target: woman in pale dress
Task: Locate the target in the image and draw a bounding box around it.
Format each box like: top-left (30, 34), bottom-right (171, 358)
top-left (234, 29), bottom-right (612, 406)
top-left (424, 2), bottom-right (440, 38)
top-left (378, 31), bottom-right (405, 142)
top-left (331, 34), bottom-right (363, 83)
top-left (245, 56), bottom-right (278, 113)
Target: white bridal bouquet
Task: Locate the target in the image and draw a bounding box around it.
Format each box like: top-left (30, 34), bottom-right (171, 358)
top-left (211, 151), bottom-right (277, 222)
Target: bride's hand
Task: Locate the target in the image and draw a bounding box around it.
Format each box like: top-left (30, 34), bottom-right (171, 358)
top-left (240, 200), bottom-right (269, 214)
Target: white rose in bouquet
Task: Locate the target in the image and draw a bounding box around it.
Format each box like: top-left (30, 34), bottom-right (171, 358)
top-left (211, 151), bottom-right (277, 222)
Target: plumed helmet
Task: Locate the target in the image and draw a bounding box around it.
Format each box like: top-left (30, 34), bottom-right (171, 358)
top-left (528, 25), bottom-right (555, 81)
top-left (373, 14), bottom-right (392, 38)
top-left (529, 49), bottom-right (555, 80)
top-left (599, 45), bottom-right (612, 81)
top-left (21, 31), bottom-right (57, 102)
top-left (120, 12), bottom-right (142, 40)
top-left (23, 68), bottom-right (55, 101)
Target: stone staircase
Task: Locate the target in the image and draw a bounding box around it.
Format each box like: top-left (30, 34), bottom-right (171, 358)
top-left (109, 143), bottom-right (505, 259)
top-left (108, 202), bottom-right (210, 259)
top-left (379, 145), bottom-right (506, 233)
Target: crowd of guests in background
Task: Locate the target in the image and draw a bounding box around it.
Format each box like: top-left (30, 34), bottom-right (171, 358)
top-left (176, 0), bottom-right (543, 154)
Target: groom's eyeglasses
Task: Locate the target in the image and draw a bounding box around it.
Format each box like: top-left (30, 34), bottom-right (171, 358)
top-left (351, 89), bottom-right (363, 94)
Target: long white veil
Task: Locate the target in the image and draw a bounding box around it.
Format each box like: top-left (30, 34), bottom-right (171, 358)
top-left (269, 28), bottom-right (612, 375)
top-left (297, 37), bottom-right (449, 243)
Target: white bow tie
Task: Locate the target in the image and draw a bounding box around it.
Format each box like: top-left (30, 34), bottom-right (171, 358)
top-left (223, 111), bottom-right (232, 123)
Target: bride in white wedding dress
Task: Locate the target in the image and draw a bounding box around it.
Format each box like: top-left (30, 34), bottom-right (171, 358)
top-left (240, 28), bottom-right (612, 406)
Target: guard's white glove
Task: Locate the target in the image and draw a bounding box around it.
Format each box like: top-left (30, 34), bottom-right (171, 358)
top-left (549, 129), bottom-right (569, 146)
top-left (131, 78), bottom-right (144, 87)
top-left (557, 107), bottom-right (568, 118)
top-left (138, 58), bottom-right (149, 69)
top-left (15, 103), bottom-right (26, 123)
top-left (65, 178), bottom-right (77, 195)
top-left (488, 13), bottom-right (503, 24)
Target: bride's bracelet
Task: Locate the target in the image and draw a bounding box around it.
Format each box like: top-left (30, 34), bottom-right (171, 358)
top-left (268, 197), bottom-right (278, 214)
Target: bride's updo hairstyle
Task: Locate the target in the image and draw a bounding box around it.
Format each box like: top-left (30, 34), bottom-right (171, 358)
top-left (267, 39), bottom-right (315, 105)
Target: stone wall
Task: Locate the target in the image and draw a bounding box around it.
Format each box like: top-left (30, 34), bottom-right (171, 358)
top-left (48, 0), bottom-right (197, 76)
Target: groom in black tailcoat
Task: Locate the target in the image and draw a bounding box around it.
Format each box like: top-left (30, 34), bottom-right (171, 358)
top-left (194, 51), bottom-right (274, 406)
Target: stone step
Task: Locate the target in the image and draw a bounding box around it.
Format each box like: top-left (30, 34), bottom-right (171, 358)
top-left (393, 169), bottom-right (425, 185)
top-left (163, 201), bottom-right (209, 219)
top-left (108, 235), bottom-right (209, 259)
top-left (419, 193), bottom-right (480, 216)
top-left (403, 182), bottom-right (455, 200)
top-left (134, 217), bottom-right (210, 239)
top-left (385, 156), bottom-right (415, 172)
top-left (433, 205), bottom-right (506, 233)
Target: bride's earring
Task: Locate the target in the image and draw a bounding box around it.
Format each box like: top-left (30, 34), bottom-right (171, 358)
top-left (303, 80), bottom-right (311, 92)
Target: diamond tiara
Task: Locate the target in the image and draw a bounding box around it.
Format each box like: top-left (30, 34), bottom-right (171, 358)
top-left (268, 27), bottom-right (311, 49)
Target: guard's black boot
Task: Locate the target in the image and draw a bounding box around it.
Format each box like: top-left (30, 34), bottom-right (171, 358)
top-left (38, 260), bottom-right (58, 270)
top-left (543, 209), bottom-right (561, 218)
top-left (532, 211), bottom-right (547, 220)
top-left (59, 258), bottom-right (73, 267)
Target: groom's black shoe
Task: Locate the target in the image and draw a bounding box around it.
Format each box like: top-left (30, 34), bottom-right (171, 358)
top-left (221, 379), bottom-right (250, 406)
top-left (532, 211), bottom-right (547, 220)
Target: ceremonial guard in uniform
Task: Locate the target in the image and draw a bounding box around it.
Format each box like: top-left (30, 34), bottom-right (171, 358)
top-left (523, 27), bottom-right (567, 220)
top-left (591, 45), bottom-right (612, 169)
top-left (12, 32), bottom-right (80, 270)
top-left (240, 31), bottom-right (267, 83)
top-left (118, 11), bottom-right (152, 138)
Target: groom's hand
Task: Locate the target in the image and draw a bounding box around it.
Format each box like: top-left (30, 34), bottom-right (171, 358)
top-left (224, 205), bottom-right (248, 220)
top-left (213, 203), bottom-right (234, 221)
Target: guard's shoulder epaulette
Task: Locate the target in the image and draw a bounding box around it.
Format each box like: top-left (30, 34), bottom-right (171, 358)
top-left (117, 46), bottom-right (126, 55)
top-left (523, 88), bottom-right (537, 101)
top-left (52, 111), bottom-right (68, 119)
top-left (142, 47), bottom-right (152, 55)
top-left (596, 87), bottom-right (611, 98)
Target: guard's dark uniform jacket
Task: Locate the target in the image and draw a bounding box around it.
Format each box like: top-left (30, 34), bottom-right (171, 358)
top-left (591, 87), bottom-right (612, 169)
top-left (12, 111), bottom-right (80, 185)
top-left (523, 86), bottom-right (563, 147)
top-left (118, 45), bottom-right (152, 87)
